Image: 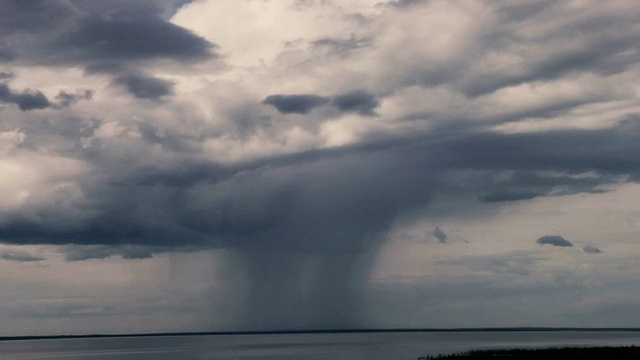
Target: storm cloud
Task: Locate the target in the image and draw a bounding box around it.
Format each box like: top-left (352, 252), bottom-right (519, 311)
top-left (112, 73), bottom-right (174, 100)
top-left (0, 250), bottom-right (46, 263)
top-left (537, 235), bottom-right (574, 248)
top-left (54, 89), bottom-right (94, 107)
top-left (0, 84), bottom-right (50, 110)
top-left (55, 11), bottom-right (214, 63)
top-left (433, 227), bottom-right (448, 243)
top-left (263, 90), bottom-right (380, 116)
top-left (62, 245), bottom-right (154, 261)
top-left (263, 94), bottom-right (330, 114)
top-left (330, 90), bottom-right (379, 116)
top-left (0, 0), bottom-right (639, 332)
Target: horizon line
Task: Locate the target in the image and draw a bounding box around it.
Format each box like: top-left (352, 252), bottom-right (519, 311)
top-left (3, 327), bottom-right (640, 342)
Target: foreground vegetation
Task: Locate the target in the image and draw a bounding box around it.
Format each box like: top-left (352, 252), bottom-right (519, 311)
top-left (419, 346), bottom-right (640, 360)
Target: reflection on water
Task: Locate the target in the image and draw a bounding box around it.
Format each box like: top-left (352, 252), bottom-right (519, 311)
top-left (0, 331), bottom-right (639, 360)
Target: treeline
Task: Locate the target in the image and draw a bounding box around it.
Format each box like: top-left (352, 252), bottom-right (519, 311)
top-left (419, 346), bottom-right (639, 360)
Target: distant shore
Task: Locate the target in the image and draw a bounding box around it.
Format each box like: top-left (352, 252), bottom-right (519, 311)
top-left (2, 327), bottom-right (640, 342)
top-left (423, 346), bottom-right (640, 360)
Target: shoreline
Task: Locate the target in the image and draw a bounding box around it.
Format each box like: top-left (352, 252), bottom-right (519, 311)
top-left (424, 346), bottom-right (640, 360)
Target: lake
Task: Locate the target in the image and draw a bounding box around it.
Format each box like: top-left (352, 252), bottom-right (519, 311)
top-left (0, 331), bottom-right (639, 359)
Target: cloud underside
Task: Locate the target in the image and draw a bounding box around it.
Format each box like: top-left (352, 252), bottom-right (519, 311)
top-left (0, 0), bottom-right (215, 102)
top-left (263, 91), bottom-right (379, 116)
top-left (537, 235), bottom-right (573, 247)
top-left (1, 1), bottom-right (216, 65)
top-left (112, 73), bottom-right (174, 100)
top-left (0, 250), bottom-right (46, 262)
top-left (0, 0), bottom-right (638, 257)
top-left (0, 0), bottom-right (639, 332)
top-left (0, 122), bottom-right (638, 254)
top-left (433, 227), bottom-right (448, 243)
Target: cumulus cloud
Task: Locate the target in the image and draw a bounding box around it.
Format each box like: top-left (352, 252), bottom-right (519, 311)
top-left (537, 235), bottom-right (574, 248)
top-left (0, 0), bottom-right (639, 331)
top-left (0, 0), bottom-right (216, 108)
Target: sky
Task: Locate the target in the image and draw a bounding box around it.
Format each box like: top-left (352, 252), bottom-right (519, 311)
top-left (0, 0), bottom-right (640, 336)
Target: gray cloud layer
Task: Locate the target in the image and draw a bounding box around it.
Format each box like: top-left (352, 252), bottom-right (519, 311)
top-left (0, 0), bottom-right (639, 330)
top-left (583, 245), bottom-right (602, 254)
top-left (537, 235), bottom-right (574, 248)
top-left (112, 73), bottom-right (174, 100)
top-left (0, 250), bottom-right (46, 262)
top-left (263, 94), bottom-right (330, 114)
top-left (433, 227), bottom-right (448, 244)
top-left (0, 0), bottom-right (215, 101)
top-left (2, 122), bottom-right (639, 248)
top-left (55, 11), bottom-right (213, 63)
top-left (0, 84), bottom-right (50, 111)
top-left (263, 90), bottom-right (379, 116)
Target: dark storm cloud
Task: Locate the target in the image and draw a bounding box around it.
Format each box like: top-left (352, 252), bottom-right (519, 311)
top-left (432, 227), bottom-right (448, 243)
top-left (583, 245), bottom-right (602, 254)
top-left (55, 11), bottom-right (214, 63)
top-left (441, 121), bottom-right (640, 176)
top-left (0, 83), bottom-right (50, 110)
top-left (475, 170), bottom-right (611, 203)
top-left (0, 0), bottom-right (77, 35)
top-left (0, 250), bottom-right (46, 262)
top-left (62, 245), bottom-right (154, 261)
top-left (0, 1), bottom-right (215, 68)
top-left (330, 90), bottom-right (379, 116)
top-left (479, 191), bottom-right (544, 203)
top-left (0, 83), bottom-right (93, 111)
top-left (263, 94), bottom-right (330, 114)
top-left (537, 235), bottom-right (573, 248)
top-left (2, 118), bottom-right (639, 251)
top-left (112, 73), bottom-right (174, 100)
top-left (0, 0), bottom-right (636, 333)
top-left (0, 49), bottom-right (15, 63)
top-left (55, 89), bottom-right (94, 107)
top-left (0, 138), bottom-right (437, 250)
top-left (263, 90), bottom-right (380, 116)
top-left (0, 135), bottom-right (439, 329)
top-left (83, 62), bottom-right (130, 75)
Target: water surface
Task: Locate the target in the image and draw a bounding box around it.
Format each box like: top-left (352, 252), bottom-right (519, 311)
top-left (1, 331), bottom-right (638, 359)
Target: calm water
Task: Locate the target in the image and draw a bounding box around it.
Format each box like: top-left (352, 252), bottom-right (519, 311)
top-left (0, 331), bottom-right (639, 360)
